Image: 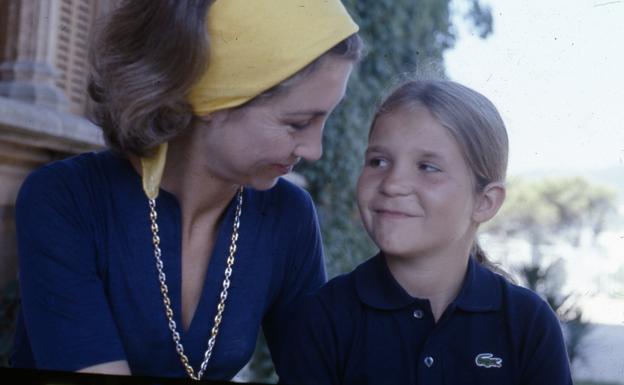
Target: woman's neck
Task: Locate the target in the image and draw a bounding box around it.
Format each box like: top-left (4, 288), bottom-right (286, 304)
top-left (128, 133), bottom-right (241, 330)
top-left (385, 247), bottom-right (471, 322)
top-left (128, 134), bottom-right (239, 238)
top-left (168, 134), bottom-right (240, 232)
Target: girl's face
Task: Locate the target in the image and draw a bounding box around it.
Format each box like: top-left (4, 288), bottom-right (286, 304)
top-left (356, 104), bottom-right (480, 261)
top-left (192, 57), bottom-right (354, 190)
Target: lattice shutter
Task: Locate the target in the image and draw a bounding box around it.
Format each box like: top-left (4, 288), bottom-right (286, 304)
top-left (55, 0), bottom-right (99, 116)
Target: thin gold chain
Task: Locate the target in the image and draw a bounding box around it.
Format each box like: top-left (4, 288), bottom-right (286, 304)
top-left (148, 187), bottom-right (243, 380)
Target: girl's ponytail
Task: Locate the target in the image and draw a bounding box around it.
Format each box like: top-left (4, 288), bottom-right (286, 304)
top-left (471, 241), bottom-right (515, 282)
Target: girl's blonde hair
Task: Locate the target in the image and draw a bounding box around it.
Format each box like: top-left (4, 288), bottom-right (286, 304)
top-left (372, 79), bottom-right (510, 277)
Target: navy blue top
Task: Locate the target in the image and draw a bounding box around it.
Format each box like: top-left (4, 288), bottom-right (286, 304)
top-left (279, 253), bottom-right (573, 385)
top-left (11, 151), bottom-right (326, 380)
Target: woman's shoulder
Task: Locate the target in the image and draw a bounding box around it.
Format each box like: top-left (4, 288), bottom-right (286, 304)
top-left (16, 150), bottom-right (130, 212)
top-left (19, 152), bottom-right (93, 196)
top-left (14, 151), bottom-right (125, 253)
top-left (20, 151), bottom-right (120, 189)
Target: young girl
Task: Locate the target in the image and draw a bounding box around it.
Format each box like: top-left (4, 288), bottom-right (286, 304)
top-left (279, 80), bottom-right (573, 385)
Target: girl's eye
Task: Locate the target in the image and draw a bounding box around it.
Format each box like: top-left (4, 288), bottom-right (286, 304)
top-left (419, 163), bottom-right (441, 172)
top-left (367, 158), bottom-right (388, 168)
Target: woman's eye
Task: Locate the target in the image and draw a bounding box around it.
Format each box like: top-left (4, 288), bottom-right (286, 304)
top-left (289, 120), bottom-right (312, 130)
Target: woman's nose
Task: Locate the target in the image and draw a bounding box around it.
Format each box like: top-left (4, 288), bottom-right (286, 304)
top-left (293, 126), bottom-right (323, 162)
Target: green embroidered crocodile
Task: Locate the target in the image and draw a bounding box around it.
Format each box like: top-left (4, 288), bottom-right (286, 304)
top-left (475, 353), bottom-right (503, 368)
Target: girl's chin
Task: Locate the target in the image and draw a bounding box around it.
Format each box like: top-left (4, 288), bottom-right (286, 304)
top-left (377, 244), bottom-right (428, 261)
top-left (371, 236), bottom-right (416, 258)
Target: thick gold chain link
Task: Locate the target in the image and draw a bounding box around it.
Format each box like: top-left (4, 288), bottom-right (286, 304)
top-left (148, 187), bottom-right (243, 380)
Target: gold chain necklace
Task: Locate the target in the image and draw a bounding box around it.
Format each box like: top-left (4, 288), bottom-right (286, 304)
top-left (148, 187), bottom-right (244, 380)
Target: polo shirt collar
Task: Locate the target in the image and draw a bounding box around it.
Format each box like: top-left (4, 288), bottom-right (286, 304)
top-left (354, 252), bottom-right (502, 312)
top-left (354, 252), bottom-right (422, 310)
top-left (453, 257), bottom-right (502, 312)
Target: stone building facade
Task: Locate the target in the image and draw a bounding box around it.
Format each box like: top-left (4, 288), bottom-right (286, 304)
top-left (0, 0), bottom-right (113, 290)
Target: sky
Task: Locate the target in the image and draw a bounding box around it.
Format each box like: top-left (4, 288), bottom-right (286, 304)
top-left (443, 0), bottom-right (624, 176)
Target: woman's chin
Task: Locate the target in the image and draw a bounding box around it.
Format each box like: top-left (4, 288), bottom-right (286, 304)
top-left (247, 176), bottom-right (281, 191)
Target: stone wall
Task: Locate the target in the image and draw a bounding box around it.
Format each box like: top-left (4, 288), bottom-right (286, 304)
top-left (0, 0), bottom-right (108, 289)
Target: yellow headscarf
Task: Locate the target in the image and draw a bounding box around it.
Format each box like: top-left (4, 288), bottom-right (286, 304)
top-left (141, 0), bottom-right (359, 199)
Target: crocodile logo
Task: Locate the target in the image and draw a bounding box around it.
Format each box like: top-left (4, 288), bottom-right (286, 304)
top-left (475, 353), bottom-right (503, 368)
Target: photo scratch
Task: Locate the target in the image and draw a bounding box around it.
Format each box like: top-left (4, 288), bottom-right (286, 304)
top-left (593, 1), bottom-right (622, 7)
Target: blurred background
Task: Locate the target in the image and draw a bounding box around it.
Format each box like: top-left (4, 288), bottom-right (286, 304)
top-left (0, 0), bottom-right (622, 384)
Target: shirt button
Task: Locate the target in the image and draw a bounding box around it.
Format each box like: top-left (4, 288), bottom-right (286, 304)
top-left (413, 309), bottom-right (424, 319)
top-left (424, 356), bottom-right (434, 367)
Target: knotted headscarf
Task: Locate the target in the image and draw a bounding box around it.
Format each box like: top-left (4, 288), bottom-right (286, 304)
top-left (141, 0), bottom-right (359, 199)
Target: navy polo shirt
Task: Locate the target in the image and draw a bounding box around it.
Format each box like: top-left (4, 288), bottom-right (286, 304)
top-left (279, 253), bottom-right (573, 385)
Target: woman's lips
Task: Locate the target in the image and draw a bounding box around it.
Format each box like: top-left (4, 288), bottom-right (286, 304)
top-left (272, 163), bottom-right (294, 175)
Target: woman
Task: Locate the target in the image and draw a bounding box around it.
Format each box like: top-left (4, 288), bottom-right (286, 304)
top-left (11, 0), bottom-right (362, 381)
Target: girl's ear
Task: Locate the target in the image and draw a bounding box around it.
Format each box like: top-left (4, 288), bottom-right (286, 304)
top-left (472, 181), bottom-right (506, 224)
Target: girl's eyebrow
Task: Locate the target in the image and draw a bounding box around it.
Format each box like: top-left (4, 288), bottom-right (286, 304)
top-left (365, 145), bottom-right (444, 161)
top-left (418, 151), bottom-right (444, 161)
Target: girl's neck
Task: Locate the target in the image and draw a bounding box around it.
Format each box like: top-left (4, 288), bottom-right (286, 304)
top-left (385, 248), bottom-right (471, 322)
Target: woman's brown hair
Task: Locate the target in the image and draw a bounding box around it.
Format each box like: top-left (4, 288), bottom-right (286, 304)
top-left (89, 0), bottom-right (363, 156)
top-left (89, 0), bottom-right (214, 156)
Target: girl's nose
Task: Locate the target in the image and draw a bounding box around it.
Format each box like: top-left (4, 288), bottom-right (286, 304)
top-left (379, 166), bottom-right (413, 196)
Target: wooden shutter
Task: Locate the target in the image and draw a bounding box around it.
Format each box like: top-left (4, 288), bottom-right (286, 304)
top-left (55, 0), bottom-right (99, 116)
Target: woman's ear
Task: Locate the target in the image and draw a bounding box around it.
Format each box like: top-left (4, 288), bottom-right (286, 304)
top-left (472, 181), bottom-right (506, 224)
top-left (195, 111), bottom-right (216, 125)
top-left (190, 110), bottom-right (232, 135)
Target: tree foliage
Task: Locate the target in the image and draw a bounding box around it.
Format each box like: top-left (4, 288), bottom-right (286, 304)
top-left (483, 177), bottom-right (618, 365)
top-left (486, 177), bottom-right (617, 258)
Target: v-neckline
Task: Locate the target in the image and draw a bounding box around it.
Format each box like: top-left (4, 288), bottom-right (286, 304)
top-left (117, 154), bottom-right (241, 335)
top-left (165, 190), bottom-right (239, 336)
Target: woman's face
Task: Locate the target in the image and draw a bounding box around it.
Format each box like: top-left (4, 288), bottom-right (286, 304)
top-left (194, 57), bottom-right (354, 190)
top-left (356, 104), bottom-right (479, 261)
